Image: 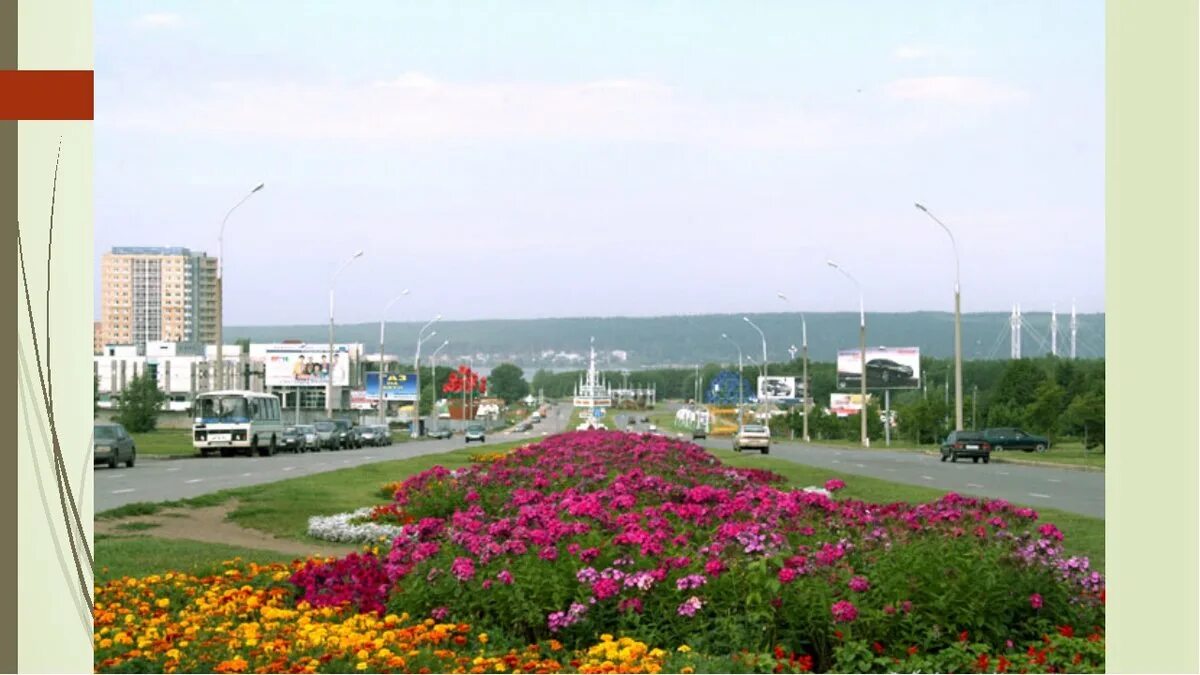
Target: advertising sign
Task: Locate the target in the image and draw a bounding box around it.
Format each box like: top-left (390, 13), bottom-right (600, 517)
top-left (364, 371), bottom-right (419, 401)
top-left (836, 347), bottom-right (921, 390)
top-left (350, 390), bottom-right (374, 410)
top-left (757, 376), bottom-right (803, 402)
top-left (260, 344), bottom-right (353, 387)
top-left (829, 393), bottom-right (872, 417)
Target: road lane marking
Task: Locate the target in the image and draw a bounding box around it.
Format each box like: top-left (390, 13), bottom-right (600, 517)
top-left (282, 466), bottom-right (295, 472)
top-left (108, 474), bottom-right (125, 479)
top-left (185, 479), bottom-right (203, 484)
top-left (166, 467), bottom-right (181, 472)
top-left (886, 468), bottom-right (897, 472)
top-left (921, 475), bottom-right (934, 480)
top-left (364, 456), bottom-right (375, 460)
top-left (831, 460), bottom-right (840, 464)
top-left (856, 463), bottom-right (865, 468)
top-left (241, 473), bottom-right (253, 477)
top-left (1028, 493), bottom-right (1052, 499)
top-left (967, 483), bottom-right (984, 488)
top-left (112, 489), bottom-right (135, 494)
top-left (1047, 479), bottom-right (1062, 483)
top-left (998, 472), bottom-right (1010, 476)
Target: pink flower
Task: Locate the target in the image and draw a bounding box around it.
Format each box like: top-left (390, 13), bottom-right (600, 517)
top-left (450, 556), bottom-right (476, 582)
top-left (618, 597), bottom-right (644, 614)
top-left (704, 559), bottom-right (724, 577)
top-left (825, 479), bottom-right (847, 492)
top-left (778, 568), bottom-right (797, 584)
top-left (831, 600), bottom-right (858, 623)
top-left (592, 578), bottom-right (620, 601)
top-left (497, 569), bottom-right (514, 585)
top-left (848, 575), bottom-right (870, 592)
top-left (431, 606), bottom-right (449, 621)
top-left (1038, 523), bottom-right (1065, 541)
top-left (677, 596), bottom-right (704, 617)
top-left (538, 546), bottom-right (558, 561)
top-left (1030, 593), bottom-right (1043, 609)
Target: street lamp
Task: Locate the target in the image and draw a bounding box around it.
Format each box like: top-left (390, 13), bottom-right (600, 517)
top-left (214, 182), bottom-right (264, 390)
top-left (776, 292), bottom-right (810, 442)
top-left (720, 333), bottom-right (745, 430)
top-left (411, 315), bottom-right (442, 438)
top-left (429, 339), bottom-right (449, 420)
top-left (827, 259), bottom-right (869, 447)
top-left (915, 202), bottom-right (964, 431)
top-left (326, 249), bottom-right (364, 417)
top-left (378, 289), bottom-right (410, 424)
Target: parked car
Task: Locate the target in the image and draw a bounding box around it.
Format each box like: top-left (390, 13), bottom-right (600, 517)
top-left (428, 427), bottom-right (453, 440)
top-left (465, 423), bottom-right (486, 444)
top-left (357, 426), bottom-right (382, 447)
top-left (332, 420), bottom-right (360, 449)
top-left (94, 422), bottom-right (136, 468)
top-left (692, 427), bottom-right (708, 440)
top-left (296, 425), bottom-right (319, 449)
top-left (312, 421), bottom-right (339, 450)
top-left (377, 425), bottom-right (393, 446)
top-left (280, 426), bottom-right (309, 453)
top-left (982, 427), bottom-right (1050, 453)
top-left (733, 424), bottom-right (771, 454)
top-left (940, 430), bottom-right (992, 463)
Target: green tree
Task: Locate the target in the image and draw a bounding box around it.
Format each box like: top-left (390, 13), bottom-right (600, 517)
top-left (1062, 391), bottom-right (1105, 449)
top-left (114, 372), bottom-right (168, 433)
top-left (487, 363), bottom-right (530, 404)
top-left (1024, 379), bottom-right (1067, 439)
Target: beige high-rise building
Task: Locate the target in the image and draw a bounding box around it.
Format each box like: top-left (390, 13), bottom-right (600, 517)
top-left (100, 246), bottom-right (218, 349)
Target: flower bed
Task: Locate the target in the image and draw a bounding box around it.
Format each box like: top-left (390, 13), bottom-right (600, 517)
top-left (287, 431), bottom-right (1104, 672)
top-left (307, 508), bottom-right (408, 544)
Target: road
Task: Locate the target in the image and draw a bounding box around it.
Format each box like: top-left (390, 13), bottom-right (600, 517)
top-left (97, 404), bottom-right (1103, 519)
top-left (95, 404), bottom-right (575, 512)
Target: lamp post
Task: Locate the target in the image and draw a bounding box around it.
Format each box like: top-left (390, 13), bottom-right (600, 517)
top-left (827, 260), bottom-right (868, 447)
top-left (720, 333), bottom-right (744, 430)
top-left (776, 292), bottom-right (810, 442)
top-left (915, 202), bottom-right (963, 431)
top-left (378, 290), bottom-right (410, 424)
top-left (326, 250), bottom-right (364, 417)
top-left (411, 315), bottom-right (442, 438)
top-left (743, 316), bottom-right (768, 421)
top-left (428, 339), bottom-right (449, 423)
top-left (467, 356), bottom-right (475, 422)
top-left (215, 182), bottom-right (264, 390)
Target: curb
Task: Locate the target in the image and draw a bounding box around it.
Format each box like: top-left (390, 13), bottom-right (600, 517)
top-left (917, 449), bottom-right (1104, 473)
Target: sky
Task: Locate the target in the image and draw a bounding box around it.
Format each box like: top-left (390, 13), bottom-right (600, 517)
top-left (95, 1), bottom-right (1104, 326)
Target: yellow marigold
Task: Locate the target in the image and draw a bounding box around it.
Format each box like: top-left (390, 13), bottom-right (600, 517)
top-left (680, 668), bottom-right (695, 674)
top-left (98, 638), bottom-right (112, 649)
top-left (478, 633), bottom-right (489, 644)
top-left (155, 598), bottom-right (170, 608)
top-left (356, 663), bottom-right (367, 671)
top-left (676, 645), bottom-right (691, 653)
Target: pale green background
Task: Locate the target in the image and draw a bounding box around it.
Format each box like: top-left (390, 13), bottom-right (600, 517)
top-left (1105, 2), bottom-right (1198, 673)
top-left (18, 2), bottom-right (94, 674)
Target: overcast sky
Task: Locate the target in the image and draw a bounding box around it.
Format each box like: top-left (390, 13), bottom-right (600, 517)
top-left (95, 2), bottom-right (1103, 325)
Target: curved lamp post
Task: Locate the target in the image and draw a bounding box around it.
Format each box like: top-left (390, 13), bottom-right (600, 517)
top-left (215, 182), bottom-right (264, 390)
top-left (776, 292), bottom-right (810, 442)
top-left (411, 315), bottom-right (442, 437)
top-left (915, 202), bottom-right (963, 431)
top-left (377, 289), bottom-right (410, 424)
top-left (720, 333), bottom-right (745, 429)
top-left (827, 259), bottom-right (868, 447)
top-left (327, 250), bottom-right (364, 416)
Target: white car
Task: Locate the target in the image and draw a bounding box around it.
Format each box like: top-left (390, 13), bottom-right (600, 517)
top-left (733, 425), bottom-right (771, 454)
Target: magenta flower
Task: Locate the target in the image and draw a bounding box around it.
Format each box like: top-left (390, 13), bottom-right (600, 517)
top-left (778, 567), bottom-right (797, 584)
top-left (592, 578), bottom-right (620, 601)
top-left (825, 479), bottom-right (847, 492)
top-left (848, 575), bottom-right (870, 592)
top-left (704, 559), bottom-right (724, 577)
top-left (618, 597), bottom-right (644, 614)
top-left (538, 546), bottom-right (558, 561)
top-left (450, 556), bottom-right (476, 582)
top-left (1030, 593), bottom-right (1043, 609)
top-left (431, 606), bottom-right (449, 621)
top-left (831, 600), bottom-right (858, 623)
top-left (497, 569), bottom-right (514, 585)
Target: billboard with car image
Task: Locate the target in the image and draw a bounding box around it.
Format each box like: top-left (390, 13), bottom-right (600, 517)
top-left (836, 347), bottom-right (920, 390)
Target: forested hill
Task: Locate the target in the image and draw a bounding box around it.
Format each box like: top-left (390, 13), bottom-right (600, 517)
top-left (226, 311), bottom-right (1105, 368)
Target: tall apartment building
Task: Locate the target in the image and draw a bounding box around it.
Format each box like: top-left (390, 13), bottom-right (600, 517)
top-left (100, 246), bottom-right (219, 349)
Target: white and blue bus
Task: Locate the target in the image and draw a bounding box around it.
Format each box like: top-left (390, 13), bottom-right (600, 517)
top-left (192, 390), bottom-right (284, 457)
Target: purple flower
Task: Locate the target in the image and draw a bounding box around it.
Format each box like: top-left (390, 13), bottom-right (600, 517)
top-left (831, 600), bottom-right (858, 623)
top-left (431, 606), bottom-right (449, 621)
top-left (576, 567), bottom-right (599, 584)
top-left (676, 574), bottom-right (707, 591)
top-left (677, 596), bottom-right (704, 617)
top-left (848, 575), bottom-right (870, 593)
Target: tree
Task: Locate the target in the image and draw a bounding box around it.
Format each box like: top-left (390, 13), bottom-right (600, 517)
top-left (487, 363), bottom-right (530, 404)
top-left (1062, 391), bottom-right (1105, 449)
top-left (114, 372), bottom-right (168, 433)
top-left (1024, 380), bottom-right (1066, 439)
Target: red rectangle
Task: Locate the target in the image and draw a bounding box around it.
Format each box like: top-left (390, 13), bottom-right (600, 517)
top-left (0, 70), bottom-right (94, 120)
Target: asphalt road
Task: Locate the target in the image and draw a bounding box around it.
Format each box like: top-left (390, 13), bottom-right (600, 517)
top-left (94, 404), bottom-right (576, 512)
top-left (96, 404), bottom-right (1103, 519)
top-left (693, 436), bottom-right (1104, 519)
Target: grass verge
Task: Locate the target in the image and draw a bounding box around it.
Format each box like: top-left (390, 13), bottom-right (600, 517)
top-left (129, 429), bottom-right (197, 457)
top-left (94, 535), bottom-right (302, 584)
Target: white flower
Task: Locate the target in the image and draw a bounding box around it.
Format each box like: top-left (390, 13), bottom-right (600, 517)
top-left (307, 508), bottom-right (406, 543)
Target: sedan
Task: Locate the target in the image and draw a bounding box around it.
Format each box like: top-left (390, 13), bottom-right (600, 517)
top-left (279, 426), bottom-right (309, 453)
top-left (95, 422), bottom-right (136, 468)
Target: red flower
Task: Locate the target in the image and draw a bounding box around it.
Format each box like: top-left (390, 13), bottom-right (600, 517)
top-left (959, 630), bottom-right (970, 643)
top-left (907, 646), bottom-right (919, 656)
top-left (997, 655), bottom-right (1010, 673)
top-left (1057, 625), bottom-right (1075, 638)
top-left (872, 642), bottom-right (885, 655)
top-left (773, 645), bottom-right (785, 659)
top-left (977, 653), bottom-right (990, 672)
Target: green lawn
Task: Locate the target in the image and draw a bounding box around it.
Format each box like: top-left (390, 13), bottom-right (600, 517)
top-left (94, 534), bottom-right (302, 584)
top-left (129, 428), bottom-right (197, 457)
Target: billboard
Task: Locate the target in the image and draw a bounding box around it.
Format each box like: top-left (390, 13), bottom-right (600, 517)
top-left (757, 376), bottom-right (804, 402)
top-left (364, 371), bottom-right (419, 401)
top-left (836, 347), bottom-right (921, 390)
top-left (829, 393), bottom-right (872, 417)
top-left (260, 343), bottom-right (353, 387)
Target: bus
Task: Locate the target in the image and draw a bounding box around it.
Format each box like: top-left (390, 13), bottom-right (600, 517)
top-left (192, 390), bottom-right (285, 457)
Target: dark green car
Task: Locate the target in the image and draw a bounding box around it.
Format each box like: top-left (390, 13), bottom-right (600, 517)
top-left (982, 427), bottom-right (1050, 453)
top-left (94, 423), bottom-right (136, 469)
